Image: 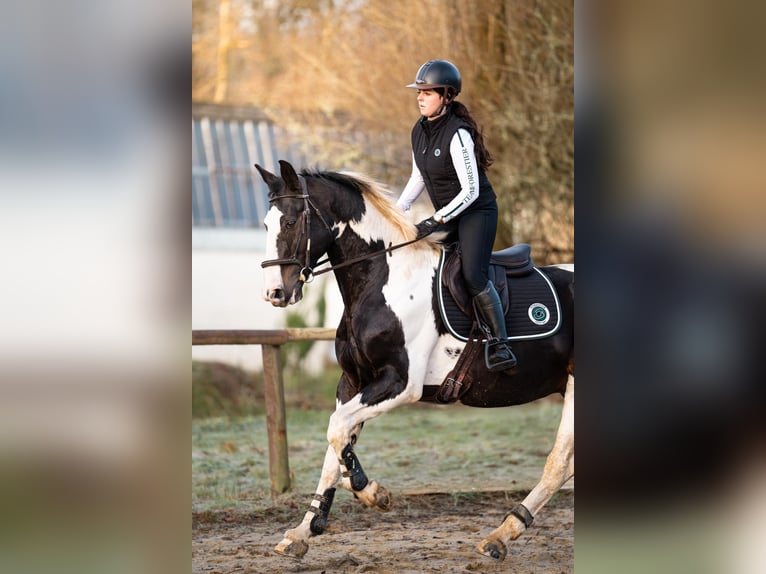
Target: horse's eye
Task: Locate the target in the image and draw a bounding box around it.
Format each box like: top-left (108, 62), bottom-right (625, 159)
top-left (284, 219), bottom-right (297, 229)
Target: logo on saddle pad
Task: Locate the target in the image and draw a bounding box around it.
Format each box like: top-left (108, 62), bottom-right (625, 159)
top-left (528, 303), bottom-right (550, 325)
top-left (436, 245), bottom-right (561, 342)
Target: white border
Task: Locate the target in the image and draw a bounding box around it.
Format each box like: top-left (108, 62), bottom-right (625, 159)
top-left (436, 248), bottom-right (563, 342)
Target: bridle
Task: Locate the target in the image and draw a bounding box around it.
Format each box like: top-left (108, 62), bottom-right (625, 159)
top-left (261, 175), bottom-right (423, 284)
top-left (260, 176), bottom-right (333, 283)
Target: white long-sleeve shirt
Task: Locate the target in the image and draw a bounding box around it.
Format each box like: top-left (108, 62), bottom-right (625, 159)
top-left (396, 128), bottom-right (480, 223)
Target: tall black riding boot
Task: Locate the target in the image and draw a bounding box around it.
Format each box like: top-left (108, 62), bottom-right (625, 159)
top-left (473, 281), bottom-right (518, 372)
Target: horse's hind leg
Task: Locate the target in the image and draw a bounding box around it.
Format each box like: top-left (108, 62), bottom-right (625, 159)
top-left (274, 444), bottom-right (342, 559)
top-left (477, 375), bottom-right (574, 561)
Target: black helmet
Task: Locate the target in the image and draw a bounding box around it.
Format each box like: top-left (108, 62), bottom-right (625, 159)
top-left (406, 60), bottom-right (461, 97)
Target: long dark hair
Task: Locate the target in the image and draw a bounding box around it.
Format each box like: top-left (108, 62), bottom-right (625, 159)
top-left (448, 98), bottom-right (494, 172)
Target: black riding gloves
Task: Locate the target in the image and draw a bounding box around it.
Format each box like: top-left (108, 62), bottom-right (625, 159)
top-left (415, 216), bottom-right (439, 239)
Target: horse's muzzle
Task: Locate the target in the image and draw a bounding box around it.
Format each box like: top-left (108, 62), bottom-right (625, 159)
top-left (264, 285), bottom-right (303, 307)
top-left (265, 287), bottom-right (288, 307)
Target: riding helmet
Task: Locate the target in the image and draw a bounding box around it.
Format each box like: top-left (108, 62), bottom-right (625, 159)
top-left (406, 60), bottom-right (462, 96)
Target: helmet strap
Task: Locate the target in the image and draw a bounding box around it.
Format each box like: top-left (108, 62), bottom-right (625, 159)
top-left (428, 105), bottom-right (445, 119)
top-left (427, 93), bottom-right (450, 119)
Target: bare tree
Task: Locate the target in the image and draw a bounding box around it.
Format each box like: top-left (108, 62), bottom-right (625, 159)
top-left (192, 0), bottom-right (573, 263)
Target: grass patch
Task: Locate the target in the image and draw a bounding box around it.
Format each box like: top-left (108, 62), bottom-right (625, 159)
top-left (192, 398), bottom-right (564, 514)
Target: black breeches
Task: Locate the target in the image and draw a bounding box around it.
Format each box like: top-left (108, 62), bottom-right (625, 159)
top-left (457, 204), bottom-right (498, 297)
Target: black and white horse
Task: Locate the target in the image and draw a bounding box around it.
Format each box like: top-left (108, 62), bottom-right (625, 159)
top-left (255, 160), bottom-right (574, 562)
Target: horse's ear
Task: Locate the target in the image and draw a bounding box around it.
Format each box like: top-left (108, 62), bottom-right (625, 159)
top-left (254, 164), bottom-right (277, 186)
top-left (278, 160), bottom-right (301, 193)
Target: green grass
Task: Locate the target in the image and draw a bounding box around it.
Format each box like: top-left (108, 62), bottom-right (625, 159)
top-left (192, 399), bottom-right (564, 514)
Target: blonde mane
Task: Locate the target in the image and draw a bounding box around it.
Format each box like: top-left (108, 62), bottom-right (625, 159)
top-left (339, 171), bottom-right (440, 251)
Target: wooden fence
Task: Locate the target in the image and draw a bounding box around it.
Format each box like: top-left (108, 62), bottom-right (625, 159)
top-left (192, 328), bottom-right (336, 497)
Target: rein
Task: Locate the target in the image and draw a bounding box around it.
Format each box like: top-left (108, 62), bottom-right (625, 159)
top-left (310, 237), bottom-right (422, 279)
top-left (261, 175), bottom-right (423, 283)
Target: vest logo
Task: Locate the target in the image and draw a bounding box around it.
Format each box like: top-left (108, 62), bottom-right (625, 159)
top-left (434, 148), bottom-right (441, 157)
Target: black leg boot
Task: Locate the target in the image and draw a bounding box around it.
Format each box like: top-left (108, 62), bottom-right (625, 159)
top-left (473, 281), bottom-right (518, 372)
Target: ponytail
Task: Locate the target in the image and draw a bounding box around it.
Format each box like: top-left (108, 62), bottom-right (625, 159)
top-left (450, 101), bottom-right (494, 172)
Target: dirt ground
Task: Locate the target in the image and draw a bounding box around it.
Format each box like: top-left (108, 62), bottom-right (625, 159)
top-left (192, 489), bottom-right (573, 574)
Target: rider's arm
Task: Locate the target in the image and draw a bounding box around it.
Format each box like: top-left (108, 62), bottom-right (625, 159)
top-left (396, 152), bottom-right (426, 211)
top-left (433, 128), bottom-right (479, 223)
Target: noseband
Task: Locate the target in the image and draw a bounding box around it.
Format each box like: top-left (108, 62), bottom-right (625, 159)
top-left (261, 175), bottom-right (424, 285)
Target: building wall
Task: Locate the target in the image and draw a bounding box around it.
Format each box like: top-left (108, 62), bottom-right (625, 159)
top-left (192, 227), bottom-right (341, 372)
top-left (191, 103), bottom-right (350, 373)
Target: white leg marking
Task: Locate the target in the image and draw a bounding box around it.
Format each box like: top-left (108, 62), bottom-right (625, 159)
top-left (519, 375), bottom-right (574, 516)
top-left (275, 423), bottom-right (356, 557)
top-left (326, 390), bottom-right (421, 453)
top-left (325, 392), bottom-right (419, 511)
top-left (477, 376), bottom-right (574, 559)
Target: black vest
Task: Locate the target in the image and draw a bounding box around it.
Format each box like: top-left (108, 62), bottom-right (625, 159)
top-left (410, 111), bottom-right (496, 211)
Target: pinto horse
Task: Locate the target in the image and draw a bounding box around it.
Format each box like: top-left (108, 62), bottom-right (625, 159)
top-left (255, 160), bottom-right (574, 562)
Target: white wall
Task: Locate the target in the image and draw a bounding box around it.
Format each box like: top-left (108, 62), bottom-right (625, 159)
top-left (192, 227), bottom-right (341, 372)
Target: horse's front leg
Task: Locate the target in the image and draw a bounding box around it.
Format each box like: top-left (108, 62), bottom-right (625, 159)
top-left (273, 403), bottom-right (393, 559)
top-left (333, 422), bottom-right (393, 512)
top-left (274, 444), bottom-right (343, 559)
top-left (327, 364), bottom-right (421, 512)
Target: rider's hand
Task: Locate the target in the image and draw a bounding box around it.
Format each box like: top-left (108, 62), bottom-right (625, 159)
top-left (415, 216), bottom-right (439, 239)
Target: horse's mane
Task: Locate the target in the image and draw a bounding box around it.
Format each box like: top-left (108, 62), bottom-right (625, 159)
top-left (301, 169), bottom-right (438, 248)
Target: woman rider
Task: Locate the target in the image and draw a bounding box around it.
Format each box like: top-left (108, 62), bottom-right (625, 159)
top-left (396, 59), bottom-right (517, 372)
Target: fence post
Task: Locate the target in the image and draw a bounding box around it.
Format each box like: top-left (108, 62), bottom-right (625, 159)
top-left (193, 329), bottom-right (335, 497)
top-left (261, 344), bottom-right (291, 497)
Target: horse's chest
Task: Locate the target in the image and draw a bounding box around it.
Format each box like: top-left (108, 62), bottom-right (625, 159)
top-left (382, 263), bottom-right (434, 319)
top-left (337, 253), bottom-right (438, 382)
top-left (336, 305), bottom-right (404, 381)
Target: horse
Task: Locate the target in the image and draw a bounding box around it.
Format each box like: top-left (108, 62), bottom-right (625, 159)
top-left (254, 159), bottom-right (574, 563)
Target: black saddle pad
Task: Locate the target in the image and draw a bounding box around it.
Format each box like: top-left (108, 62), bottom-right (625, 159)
top-left (435, 247), bottom-right (562, 342)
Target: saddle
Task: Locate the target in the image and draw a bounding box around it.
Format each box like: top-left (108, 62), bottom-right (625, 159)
top-left (436, 243), bottom-right (561, 343)
top-left (441, 243), bottom-right (535, 317)
top-left (426, 243), bottom-right (561, 404)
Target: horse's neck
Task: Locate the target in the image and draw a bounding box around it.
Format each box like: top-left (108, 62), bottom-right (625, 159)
top-left (330, 236), bottom-right (439, 311)
top-left (326, 196), bottom-right (438, 303)
top-left (328, 243), bottom-right (385, 308)
top-left (326, 203), bottom-right (402, 268)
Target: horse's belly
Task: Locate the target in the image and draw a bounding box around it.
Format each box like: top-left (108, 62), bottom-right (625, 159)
top-left (420, 335), bottom-right (464, 386)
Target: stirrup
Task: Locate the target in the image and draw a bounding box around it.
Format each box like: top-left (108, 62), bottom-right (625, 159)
top-left (484, 340), bottom-right (517, 372)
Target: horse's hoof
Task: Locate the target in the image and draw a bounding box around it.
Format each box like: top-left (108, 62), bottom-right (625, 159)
top-left (274, 537), bottom-right (309, 559)
top-left (355, 480), bottom-right (394, 512)
top-left (476, 538), bottom-right (507, 561)
top-left (373, 483), bottom-right (393, 512)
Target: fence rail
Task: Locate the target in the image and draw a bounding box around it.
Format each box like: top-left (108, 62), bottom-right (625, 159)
top-left (192, 328), bottom-right (336, 346)
top-left (192, 328), bottom-right (336, 497)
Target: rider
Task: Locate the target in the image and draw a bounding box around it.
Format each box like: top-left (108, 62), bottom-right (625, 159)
top-left (396, 59), bottom-right (517, 372)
